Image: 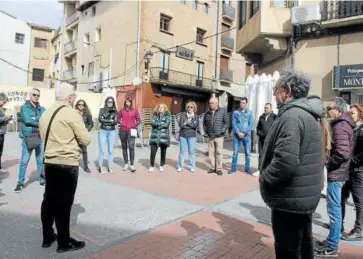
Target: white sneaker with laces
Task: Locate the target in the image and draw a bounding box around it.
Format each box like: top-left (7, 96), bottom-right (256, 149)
top-left (159, 166), bottom-right (164, 172)
top-left (177, 168), bottom-right (183, 172)
top-left (130, 165), bottom-right (136, 172)
top-left (148, 167), bottom-right (154, 173)
top-left (123, 164), bottom-right (129, 171)
top-left (190, 168), bottom-right (195, 173)
top-left (252, 171), bottom-right (260, 177)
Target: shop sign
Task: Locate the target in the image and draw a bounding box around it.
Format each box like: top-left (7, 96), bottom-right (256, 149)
top-left (333, 64), bottom-right (363, 89)
top-left (6, 90), bottom-right (29, 103)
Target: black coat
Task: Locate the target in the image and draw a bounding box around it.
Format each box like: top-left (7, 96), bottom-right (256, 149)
top-left (98, 108), bottom-right (117, 131)
top-left (179, 112), bottom-right (199, 139)
top-left (350, 124), bottom-right (363, 173)
top-left (82, 113), bottom-right (94, 132)
top-left (149, 111), bottom-right (171, 147)
top-left (203, 107), bottom-right (228, 139)
top-left (259, 97), bottom-right (324, 214)
top-left (256, 113), bottom-right (276, 139)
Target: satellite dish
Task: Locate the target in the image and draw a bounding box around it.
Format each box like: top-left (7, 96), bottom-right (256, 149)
top-left (132, 77), bottom-right (142, 86)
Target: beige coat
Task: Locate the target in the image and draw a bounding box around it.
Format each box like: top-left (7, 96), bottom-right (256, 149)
top-left (39, 101), bottom-right (91, 166)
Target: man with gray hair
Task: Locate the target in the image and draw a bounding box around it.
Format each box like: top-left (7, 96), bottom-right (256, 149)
top-left (315, 97), bottom-right (355, 257)
top-left (39, 83), bottom-right (90, 253)
top-left (0, 93), bottom-right (12, 171)
top-left (203, 97), bottom-right (228, 176)
top-left (259, 68), bottom-right (324, 259)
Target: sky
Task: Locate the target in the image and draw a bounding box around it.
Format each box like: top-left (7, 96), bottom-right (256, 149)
top-left (0, 0), bottom-right (63, 29)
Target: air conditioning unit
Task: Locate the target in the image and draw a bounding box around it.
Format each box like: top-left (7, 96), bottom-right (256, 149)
top-left (291, 4), bottom-right (321, 25)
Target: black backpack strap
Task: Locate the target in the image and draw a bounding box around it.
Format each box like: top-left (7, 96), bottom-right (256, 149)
top-left (43, 105), bottom-right (66, 163)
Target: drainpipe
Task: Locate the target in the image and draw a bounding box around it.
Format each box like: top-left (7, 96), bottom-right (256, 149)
top-left (136, 0), bottom-right (141, 78)
top-left (213, 0), bottom-right (220, 96)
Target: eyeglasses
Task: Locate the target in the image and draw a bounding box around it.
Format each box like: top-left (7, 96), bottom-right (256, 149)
top-left (32, 94), bottom-right (40, 97)
top-left (187, 106), bottom-right (193, 109)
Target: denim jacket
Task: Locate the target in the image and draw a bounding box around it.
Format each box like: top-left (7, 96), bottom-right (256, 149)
top-left (232, 109), bottom-right (254, 136)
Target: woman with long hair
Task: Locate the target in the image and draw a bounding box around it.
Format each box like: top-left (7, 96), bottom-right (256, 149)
top-left (117, 97), bottom-right (141, 173)
top-left (350, 104), bottom-right (363, 126)
top-left (98, 97), bottom-right (117, 174)
top-left (177, 101), bottom-right (199, 172)
top-left (149, 103), bottom-right (171, 172)
top-left (75, 99), bottom-right (93, 173)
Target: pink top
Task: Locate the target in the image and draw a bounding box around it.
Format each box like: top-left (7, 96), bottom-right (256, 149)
top-left (117, 109), bottom-right (141, 132)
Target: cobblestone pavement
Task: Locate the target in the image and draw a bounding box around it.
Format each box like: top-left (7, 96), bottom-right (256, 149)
top-left (0, 132), bottom-right (362, 259)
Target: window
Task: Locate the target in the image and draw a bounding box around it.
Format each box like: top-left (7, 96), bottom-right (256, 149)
top-left (192, 0), bottom-right (198, 10)
top-left (160, 51), bottom-right (170, 74)
top-left (180, 0), bottom-right (186, 4)
top-left (84, 33), bottom-right (90, 45)
top-left (34, 37), bottom-right (47, 49)
top-left (92, 6), bottom-right (96, 16)
top-left (160, 14), bottom-right (172, 32)
top-left (204, 3), bottom-right (209, 14)
top-left (88, 62), bottom-right (94, 77)
top-left (196, 28), bottom-right (206, 44)
top-left (239, 0), bottom-right (247, 29)
top-left (197, 62), bottom-right (204, 79)
top-left (250, 0), bottom-right (260, 17)
top-left (15, 33), bottom-right (25, 44)
top-left (32, 68), bottom-right (45, 82)
top-left (95, 28), bottom-right (101, 42)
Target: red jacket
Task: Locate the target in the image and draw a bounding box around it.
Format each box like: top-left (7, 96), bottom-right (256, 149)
top-left (117, 109), bottom-right (141, 132)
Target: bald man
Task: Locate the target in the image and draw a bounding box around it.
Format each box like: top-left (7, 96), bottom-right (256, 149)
top-left (203, 97), bottom-right (228, 176)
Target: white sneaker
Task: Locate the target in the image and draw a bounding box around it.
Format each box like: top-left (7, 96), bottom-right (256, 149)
top-left (159, 166), bottom-right (164, 172)
top-left (123, 164), bottom-right (129, 171)
top-left (177, 168), bottom-right (183, 172)
top-left (190, 168), bottom-right (195, 173)
top-left (130, 165), bottom-right (136, 172)
top-left (252, 171), bottom-right (260, 177)
top-left (108, 168), bottom-right (114, 174)
top-left (148, 167), bottom-right (154, 173)
top-left (100, 168), bottom-right (106, 175)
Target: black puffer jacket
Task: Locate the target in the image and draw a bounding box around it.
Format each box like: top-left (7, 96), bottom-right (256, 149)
top-left (259, 97), bottom-right (324, 214)
top-left (98, 108), bottom-right (117, 131)
top-left (350, 124), bottom-right (363, 173)
top-left (179, 112), bottom-right (199, 139)
top-left (203, 107), bottom-right (228, 139)
top-left (256, 113), bottom-right (276, 138)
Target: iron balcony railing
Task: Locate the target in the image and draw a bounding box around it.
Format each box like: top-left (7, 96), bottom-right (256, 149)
top-left (66, 11), bottom-right (79, 26)
top-left (222, 4), bottom-right (235, 20)
top-left (321, 0), bottom-right (363, 21)
top-left (220, 68), bottom-right (233, 82)
top-left (270, 0), bottom-right (299, 8)
top-left (63, 70), bottom-right (75, 81)
top-left (221, 35), bottom-right (235, 51)
top-left (149, 67), bottom-right (213, 89)
top-left (64, 39), bottom-right (77, 54)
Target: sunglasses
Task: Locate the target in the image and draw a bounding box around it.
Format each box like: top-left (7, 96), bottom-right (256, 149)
top-left (32, 94), bottom-right (40, 97)
top-left (187, 106), bottom-right (193, 109)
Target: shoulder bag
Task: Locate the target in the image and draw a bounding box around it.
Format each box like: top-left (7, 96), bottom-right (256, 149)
top-left (43, 105), bottom-right (66, 163)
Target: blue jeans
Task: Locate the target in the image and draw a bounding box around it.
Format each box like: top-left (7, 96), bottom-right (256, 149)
top-left (178, 137), bottom-right (196, 170)
top-left (326, 181), bottom-right (344, 251)
top-left (231, 135), bottom-right (251, 172)
top-left (18, 139), bottom-right (44, 184)
top-left (98, 129), bottom-right (116, 168)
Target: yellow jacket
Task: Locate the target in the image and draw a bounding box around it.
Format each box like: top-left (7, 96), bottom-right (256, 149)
top-left (39, 101), bottom-right (91, 166)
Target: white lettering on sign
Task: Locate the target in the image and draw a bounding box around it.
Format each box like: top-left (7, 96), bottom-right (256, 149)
top-left (347, 69), bottom-right (363, 74)
top-left (343, 78), bottom-right (363, 86)
top-left (6, 91), bottom-right (28, 103)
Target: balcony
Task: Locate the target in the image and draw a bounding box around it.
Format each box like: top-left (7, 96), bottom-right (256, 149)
top-left (220, 68), bottom-right (233, 83)
top-left (63, 70), bottom-right (76, 81)
top-left (222, 4), bottom-right (235, 21)
top-left (320, 0), bottom-right (363, 28)
top-left (149, 67), bottom-right (213, 90)
top-left (221, 35), bottom-right (235, 52)
top-left (66, 11), bottom-right (79, 27)
top-left (64, 39), bottom-right (77, 56)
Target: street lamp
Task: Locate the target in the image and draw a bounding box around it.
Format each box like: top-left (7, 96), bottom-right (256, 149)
top-left (144, 50), bottom-right (154, 81)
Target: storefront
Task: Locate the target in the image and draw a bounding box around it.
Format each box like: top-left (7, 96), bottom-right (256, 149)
top-left (333, 64), bottom-right (363, 105)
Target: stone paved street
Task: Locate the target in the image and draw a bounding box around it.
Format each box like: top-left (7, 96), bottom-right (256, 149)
top-left (0, 132), bottom-right (362, 259)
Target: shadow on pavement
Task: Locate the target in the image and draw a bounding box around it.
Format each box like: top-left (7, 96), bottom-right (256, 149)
top-left (24, 170), bottom-right (40, 188)
top-left (71, 203), bottom-right (86, 226)
top-left (0, 170), bottom-right (9, 204)
top-left (239, 202), bottom-right (272, 224)
top-left (1, 159), bottom-right (20, 170)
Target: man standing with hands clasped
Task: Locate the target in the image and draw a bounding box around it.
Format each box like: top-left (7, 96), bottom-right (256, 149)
top-left (229, 97), bottom-right (254, 175)
top-left (39, 83), bottom-right (90, 253)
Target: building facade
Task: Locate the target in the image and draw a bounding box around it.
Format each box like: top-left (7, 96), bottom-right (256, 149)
top-left (58, 0), bottom-right (247, 113)
top-left (0, 10), bottom-right (31, 87)
top-left (28, 23), bottom-right (54, 88)
top-left (50, 28), bottom-right (62, 89)
top-left (236, 0), bottom-right (363, 104)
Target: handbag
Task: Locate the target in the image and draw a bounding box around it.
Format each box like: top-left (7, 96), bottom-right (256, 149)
top-left (130, 128), bottom-right (138, 137)
top-left (24, 133), bottom-right (41, 150)
top-left (43, 105), bottom-right (66, 163)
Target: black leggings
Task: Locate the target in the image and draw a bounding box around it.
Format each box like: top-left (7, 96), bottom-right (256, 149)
top-left (81, 146), bottom-right (88, 168)
top-left (150, 144), bottom-right (167, 167)
top-left (120, 130), bottom-right (136, 165)
top-left (0, 134), bottom-right (4, 168)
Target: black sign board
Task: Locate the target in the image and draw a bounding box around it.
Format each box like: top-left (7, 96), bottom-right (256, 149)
top-left (176, 46), bottom-right (194, 61)
top-left (333, 64), bottom-right (363, 89)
